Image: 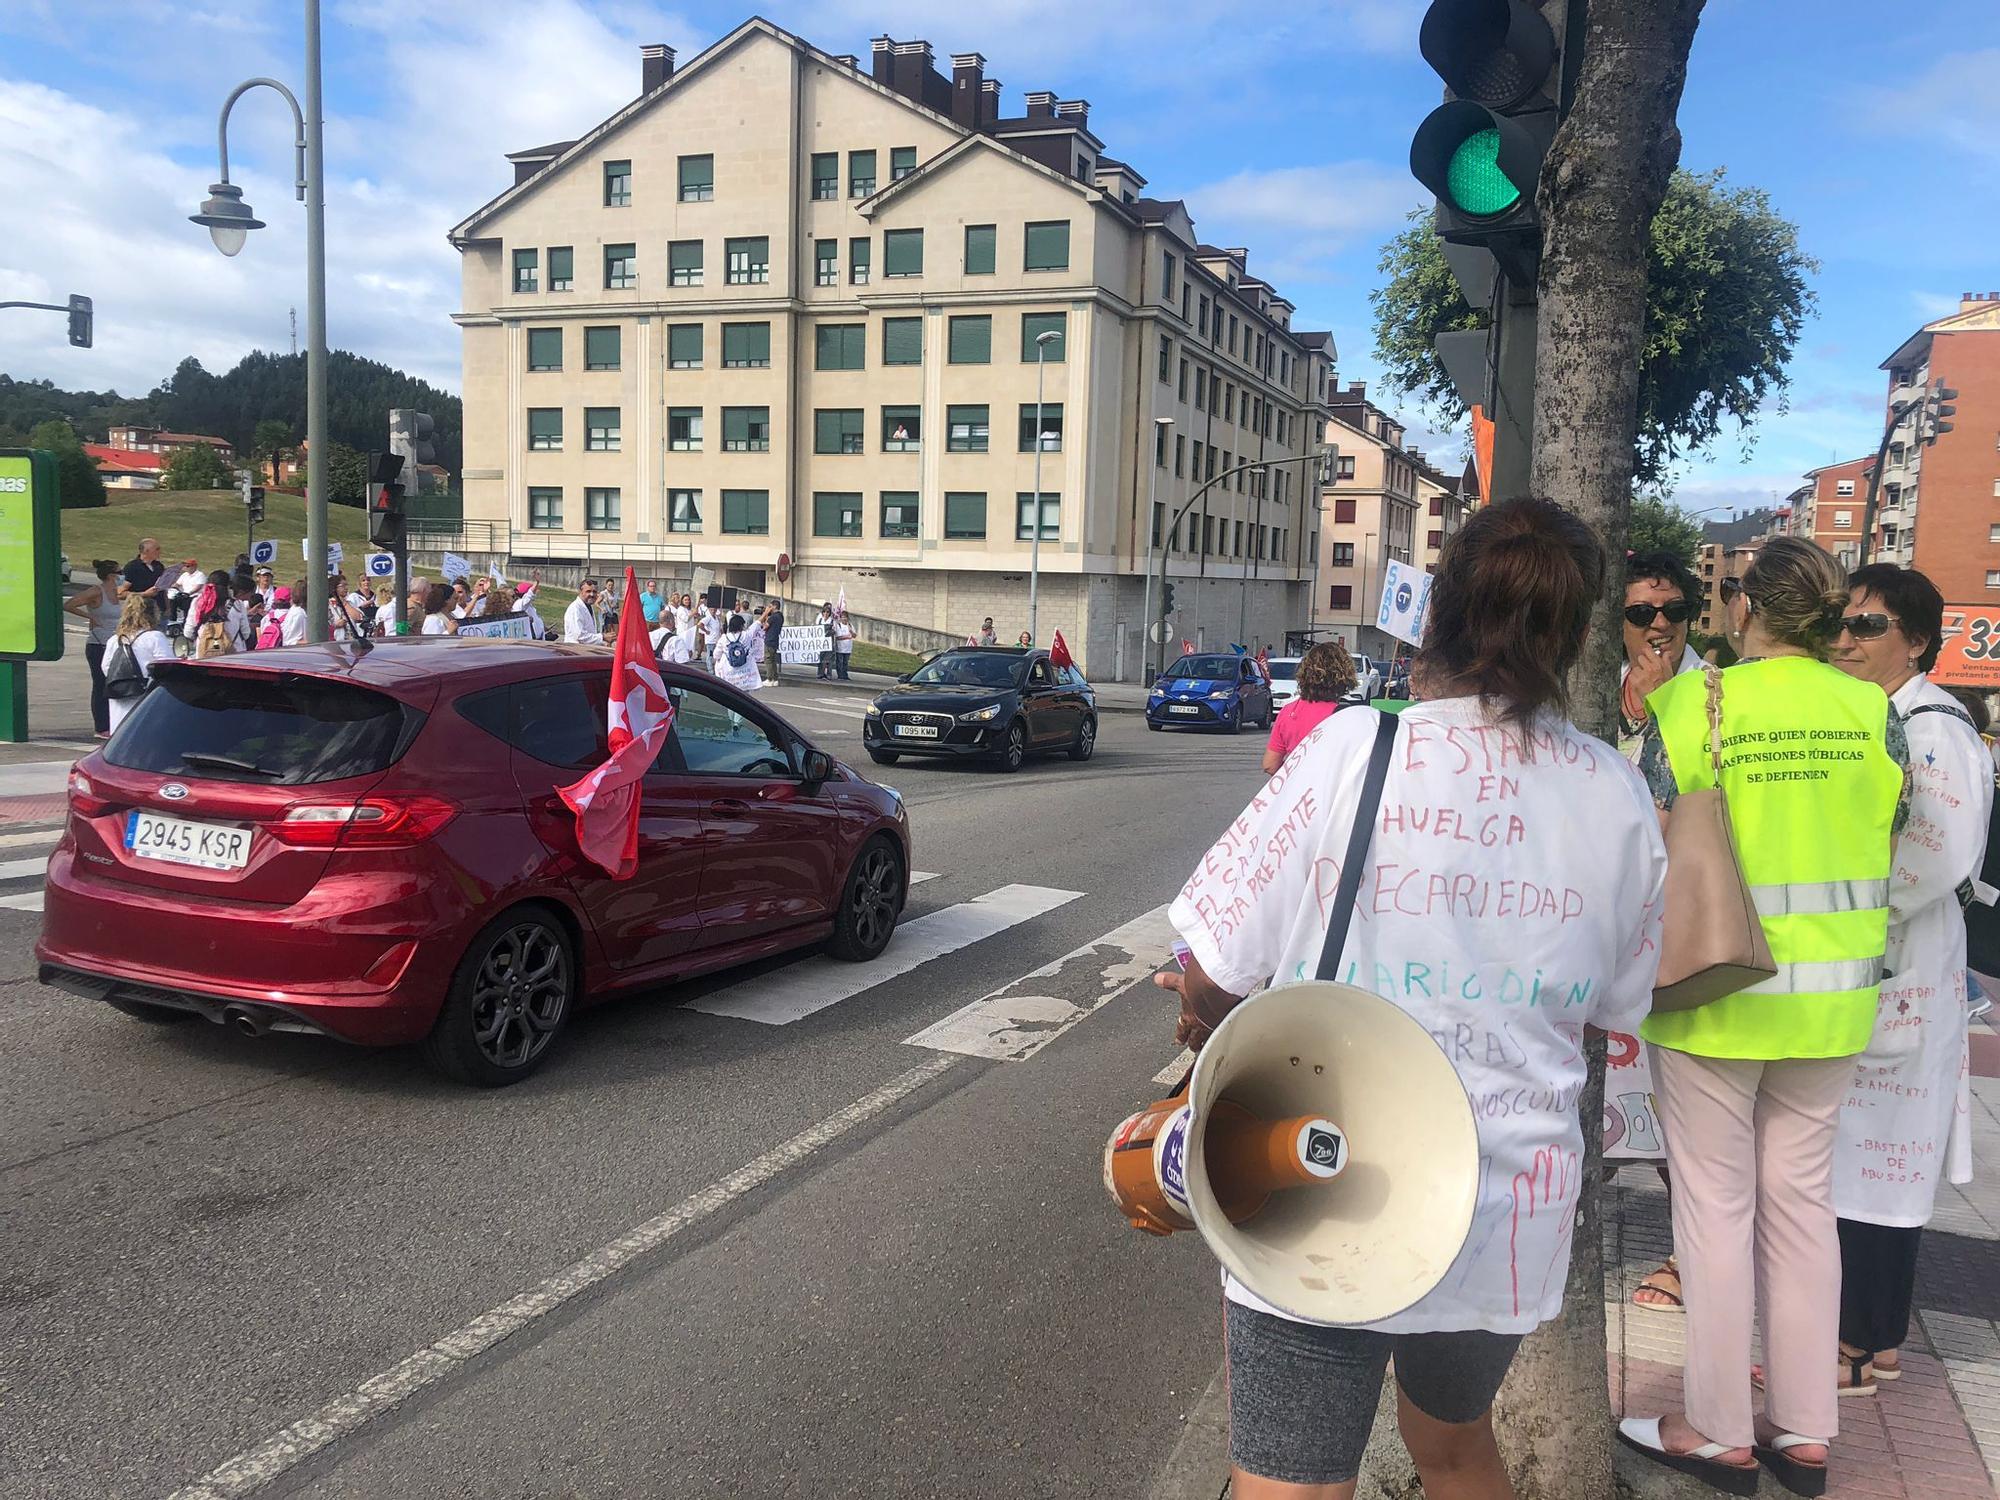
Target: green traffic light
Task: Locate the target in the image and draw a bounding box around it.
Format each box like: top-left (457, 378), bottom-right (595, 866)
top-left (1446, 128), bottom-right (1520, 217)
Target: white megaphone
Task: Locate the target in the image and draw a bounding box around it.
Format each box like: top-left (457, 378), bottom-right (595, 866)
top-left (1104, 981), bottom-right (1480, 1325)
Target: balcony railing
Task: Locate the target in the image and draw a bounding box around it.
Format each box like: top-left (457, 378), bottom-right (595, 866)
top-left (406, 517), bottom-right (696, 566)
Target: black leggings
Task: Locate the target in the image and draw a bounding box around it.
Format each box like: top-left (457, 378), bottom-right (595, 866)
top-left (85, 642), bottom-right (108, 733)
top-left (1838, 1218), bottom-right (1922, 1354)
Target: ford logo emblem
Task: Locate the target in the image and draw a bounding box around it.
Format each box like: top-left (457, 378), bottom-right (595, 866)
top-left (160, 783), bottom-right (190, 801)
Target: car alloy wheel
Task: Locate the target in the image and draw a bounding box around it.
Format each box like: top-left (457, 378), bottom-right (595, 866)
top-left (1224, 704), bottom-right (1242, 735)
top-left (469, 920), bottom-right (571, 1070)
top-left (1068, 716), bottom-right (1096, 761)
top-left (828, 837), bottom-right (904, 961)
top-left (998, 722), bottom-right (1026, 772)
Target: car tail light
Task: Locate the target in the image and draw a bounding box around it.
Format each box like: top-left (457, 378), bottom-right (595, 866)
top-left (69, 769), bottom-right (115, 818)
top-left (269, 795), bottom-right (458, 849)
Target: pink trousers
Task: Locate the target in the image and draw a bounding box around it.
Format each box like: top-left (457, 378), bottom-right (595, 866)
top-left (1653, 1047), bottom-right (1852, 1447)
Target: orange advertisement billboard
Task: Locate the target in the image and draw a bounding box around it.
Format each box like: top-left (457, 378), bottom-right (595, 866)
top-left (1931, 605), bottom-right (2000, 689)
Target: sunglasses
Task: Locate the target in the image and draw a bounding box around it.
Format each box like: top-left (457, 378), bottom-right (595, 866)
top-left (1624, 600), bottom-right (1696, 628)
top-left (1719, 577), bottom-right (1745, 602)
top-left (1836, 613), bottom-right (1893, 641)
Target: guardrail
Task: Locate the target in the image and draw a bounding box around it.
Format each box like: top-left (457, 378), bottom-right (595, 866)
top-left (405, 518), bottom-right (694, 566)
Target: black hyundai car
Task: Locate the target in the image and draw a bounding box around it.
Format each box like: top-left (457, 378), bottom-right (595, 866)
top-left (863, 647), bottom-right (1096, 771)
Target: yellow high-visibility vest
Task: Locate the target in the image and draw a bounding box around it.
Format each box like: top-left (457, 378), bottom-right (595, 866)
top-left (1641, 657), bottom-right (1900, 1060)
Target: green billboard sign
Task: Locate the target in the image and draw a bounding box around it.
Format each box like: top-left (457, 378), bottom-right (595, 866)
top-left (0, 449), bottom-right (63, 662)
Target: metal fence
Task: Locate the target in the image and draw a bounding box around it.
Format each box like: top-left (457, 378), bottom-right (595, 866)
top-left (405, 517), bottom-right (694, 567)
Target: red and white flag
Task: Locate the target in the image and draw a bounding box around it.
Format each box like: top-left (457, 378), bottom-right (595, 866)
top-left (834, 584), bottom-right (848, 617)
top-left (1180, 638), bottom-right (1195, 656)
top-left (966, 633), bottom-right (978, 646)
top-left (1049, 629), bottom-right (1074, 672)
top-left (558, 567), bottom-right (674, 879)
top-left (1255, 646), bottom-right (1270, 678)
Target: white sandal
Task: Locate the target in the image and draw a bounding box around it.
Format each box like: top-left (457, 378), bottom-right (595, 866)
top-left (1616, 1417), bottom-right (1758, 1496)
top-left (1754, 1431), bottom-right (1829, 1497)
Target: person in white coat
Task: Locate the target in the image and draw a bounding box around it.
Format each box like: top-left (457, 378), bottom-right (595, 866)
top-left (1830, 563), bottom-right (1993, 1392)
top-left (562, 578), bottom-right (604, 645)
top-left (652, 608), bottom-right (700, 666)
top-left (709, 606), bottom-right (773, 693)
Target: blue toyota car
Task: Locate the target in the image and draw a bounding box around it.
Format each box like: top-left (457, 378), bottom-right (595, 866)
top-left (1145, 653), bottom-right (1273, 734)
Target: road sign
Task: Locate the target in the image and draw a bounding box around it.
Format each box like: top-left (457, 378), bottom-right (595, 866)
top-left (1932, 606), bottom-right (2000, 689)
top-left (251, 539), bottom-right (279, 567)
top-left (1375, 558), bottom-right (1434, 648)
top-left (776, 551), bottom-right (792, 584)
top-left (0, 449), bottom-right (61, 662)
top-left (366, 552), bottom-right (396, 578)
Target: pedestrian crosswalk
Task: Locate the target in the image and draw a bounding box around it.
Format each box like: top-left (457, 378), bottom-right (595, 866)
top-left (0, 823), bottom-right (58, 914)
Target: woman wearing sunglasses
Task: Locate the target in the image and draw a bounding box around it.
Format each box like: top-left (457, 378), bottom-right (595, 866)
top-left (1619, 551), bottom-right (1706, 763)
top-left (1621, 538), bottom-right (1908, 1497)
top-left (1826, 564), bottom-right (1992, 1397)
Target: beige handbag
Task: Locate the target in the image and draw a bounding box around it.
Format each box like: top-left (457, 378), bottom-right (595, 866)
top-left (1651, 666), bottom-right (1777, 1012)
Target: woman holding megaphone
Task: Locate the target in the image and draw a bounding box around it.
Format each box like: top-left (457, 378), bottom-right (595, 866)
top-left (1158, 498), bottom-right (1669, 1500)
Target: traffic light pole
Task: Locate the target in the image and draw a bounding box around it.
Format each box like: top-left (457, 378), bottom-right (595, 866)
top-left (393, 543), bottom-right (409, 636)
top-left (1489, 276), bottom-right (1539, 501)
top-left (302, 0), bottom-right (331, 643)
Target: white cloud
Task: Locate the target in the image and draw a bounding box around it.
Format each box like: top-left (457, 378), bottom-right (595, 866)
top-left (1185, 162), bottom-right (1420, 246)
top-left (1864, 48), bottom-right (2000, 166)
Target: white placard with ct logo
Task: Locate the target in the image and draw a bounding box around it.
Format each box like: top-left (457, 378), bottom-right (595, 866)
top-left (366, 552), bottom-right (396, 578)
top-left (1374, 558), bottom-right (1433, 649)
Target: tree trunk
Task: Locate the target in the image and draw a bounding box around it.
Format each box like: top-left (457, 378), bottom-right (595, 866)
top-left (1357, 1), bottom-right (1706, 1495)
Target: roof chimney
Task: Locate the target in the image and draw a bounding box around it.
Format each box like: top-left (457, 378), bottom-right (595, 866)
top-left (641, 43), bottom-right (674, 94)
top-left (951, 52), bottom-right (985, 130)
top-left (871, 36), bottom-right (895, 86)
top-left (1054, 98), bottom-right (1090, 127)
top-left (890, 39), bottom-right (933, 104)
top-left (832, 53), bottom-right (858, 68)
top-left (1024, 90), bottom-right (1057, 119)
top-left (979, 78), bottom-right (1002, 125)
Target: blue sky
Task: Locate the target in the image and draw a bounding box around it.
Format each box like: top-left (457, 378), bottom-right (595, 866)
top-left (2, 0), bottom-right (1993, 515)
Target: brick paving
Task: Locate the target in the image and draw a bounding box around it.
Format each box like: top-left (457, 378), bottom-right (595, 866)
top-left (1606, 1068), bottom-right (2000, 1497)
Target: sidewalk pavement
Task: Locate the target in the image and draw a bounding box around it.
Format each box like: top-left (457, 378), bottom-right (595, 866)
top-left (2, 616), bottom-right (101, 767)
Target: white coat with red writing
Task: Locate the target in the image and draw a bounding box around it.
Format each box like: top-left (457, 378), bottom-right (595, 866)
top-left (1834, 673), bottom-right (1991, 1226)
top-left (1170, 699), bottom-right (1668, 1334)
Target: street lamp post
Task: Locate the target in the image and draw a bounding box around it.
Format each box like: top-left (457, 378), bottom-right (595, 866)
top-left (189, 0), bottom-right (330, 643)
top-left (1141, 415), bottom-right (1172, 680)
top-left (1027, 327), bottom-right (1061, 644)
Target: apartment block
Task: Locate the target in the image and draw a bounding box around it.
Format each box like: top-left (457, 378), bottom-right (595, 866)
top-left (1875, 293), bottom-right (2000, 594)
top-left (1787, 455), bottom-right (1872, 568)
top-left (449, 19), bottom-right (1335, 677)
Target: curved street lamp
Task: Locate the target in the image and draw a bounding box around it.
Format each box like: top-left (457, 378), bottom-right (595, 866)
top-left (188, 11), bottom-right (332, 644)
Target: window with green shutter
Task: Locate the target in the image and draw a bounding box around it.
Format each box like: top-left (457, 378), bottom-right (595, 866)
top-left (547, 246), bottom-right (573, 291)
top-left (890, 146), bottom-right (917, 181)
top-left (722, 406), bottom-right (770, 452)
top-left (882, 317), bottom-right (922, 366)
top-left (1024, 220), bottom-right (1070, 272)
top-left (603, 160), bottom-right (630, 206)
top-left (722, 322), bottom-right (769, 368)
top-left (815, 324), bottom-right (865, 371)
top-left (848, 149), bottom-right (875, 197)
top-left (947, 315), bottom-right (991, 364)
top-left (1021, 311), bottom-right (1066, 361)
top-left (669, 240), bottom-right (702, 286)
top-left (881, 406), bottom-right (920, 452)
top-left (668, 408), bottom-right (702, 451)
top-left (944, 492), bottom-right (986, 539)
top-left (721, 490), bottom-right (769, 535)
top-left (814, 409), bottom-right (864, 455)
top-left (811, 153), bottom-right (839, 200)
top-left (668, 323), bottom-right (702, 368)
top-left (527, 408), bottom-right (562, 450)
top-left (604, 243), bottom-right (636, 289)
top-left (526, 328), bottom-right (561, 370)
top-left (964, 224), bottom-right (995, 275)
top-left (584, 326), bottom-right (620, 370)
top-left (725, 236), bottom-right (768, 285)
top-left (677, 154), bottom-right (713, 202)
top-left (512, 249), bottom-right (538, 293)
top-left (815, 239), bottom-right (837, 286)
top-left (946, 405), bottom-right (988, 452)
top-left (880, 492), bottom-right (918, 538)
top-left (528, 487), bottom-right (562, 529)
top-left (883, 228), bottom-right (923, 278)
top-left (849, 237), bottom-right (871, 285)
top-left (813, 492), bottom-right (862, 538)
top-left (669, 489), bottom-right (702, 532)
top-left (585, 407), bottom-right (620, 452)
top-left (1018, 403), bottom-right (1063, 452)
top-left (586, 487), bottom-right (620, 531)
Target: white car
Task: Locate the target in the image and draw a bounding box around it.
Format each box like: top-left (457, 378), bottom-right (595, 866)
top-left (1266, 656), bottom-right (1303, 709)
top-left (1349, 653), bottom-right (1384, 702)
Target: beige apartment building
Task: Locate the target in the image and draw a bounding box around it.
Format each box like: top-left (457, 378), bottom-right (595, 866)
top-left (448, 18), bottom-right (1336, 677)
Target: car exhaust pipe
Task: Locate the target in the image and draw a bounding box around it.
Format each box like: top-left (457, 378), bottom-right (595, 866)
top-left (224, 1007), bottom-right (269, 1038)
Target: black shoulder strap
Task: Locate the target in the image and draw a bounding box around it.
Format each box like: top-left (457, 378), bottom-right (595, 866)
top-left (1315, 710), bottom-right (1400, 981)
top-left (1905, 702), bottom-right (1980, 733)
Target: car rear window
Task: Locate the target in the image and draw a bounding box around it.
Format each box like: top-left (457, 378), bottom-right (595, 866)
top-left (104, 668), bottom-right (425, 785)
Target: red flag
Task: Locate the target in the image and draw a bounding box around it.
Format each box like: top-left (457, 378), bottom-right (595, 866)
top-left (1180, 638), bottom-right (1195, 656)
top-left (558, 566), bottom-right (675, 879)
top-left (1049, 629), bottom-right (1074, 672)
top-left (1255, 646), bottom-right (1270, 678)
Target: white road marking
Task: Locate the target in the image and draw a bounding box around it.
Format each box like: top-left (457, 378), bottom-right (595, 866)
top-left (904, 903), bottom-right (1177, 1062)
top-left (1153, 1049), bottom-right (1197, 1087)
top-left (164, 1052), bottom-right (963, 1500)
top-left (0, 855), bottom-right (50, 881)
top-left (910, 870), bottom-right (940, 886)
top-left (0, 762), bottom-right (75, 798)
top-left (777, 701), bottom-right (868, 721)
top-left (0, 890), bottom-right (45, 912)
top-left (688, 883), bottom-right (1083, 1026)
top-left (0, 828), bottom-right (60, 850)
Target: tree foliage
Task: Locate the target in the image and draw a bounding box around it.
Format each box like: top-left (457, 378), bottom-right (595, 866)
top-left (251, 418), bottom-right (294, 483)
top-left (1627, 493), bottom-right (1705, 570)
top-left (322, 440), bottom-right (368, 508)
top-left (160, 442), bottom-right (231, 491)
top-left (27, 418), bottom-right (108, 509)
top-left (1369, 168), bottom-right (1816, 485)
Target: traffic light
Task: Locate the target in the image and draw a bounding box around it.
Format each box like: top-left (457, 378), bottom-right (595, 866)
top-left (1921, 382), bottom-right (1958, 446)
top-left (247, 486), bottom-right (265, 525)
top-left (1163, 582), bottom-right (1178, 616)
top-left (367, 451), bottom-right (406, 549)
top-left (389, 409), bottom-right (436, 492)
top-left (1410, 0), bottom-right (1567, 285)
top-left (67, 294), bottom-right (92, 349)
